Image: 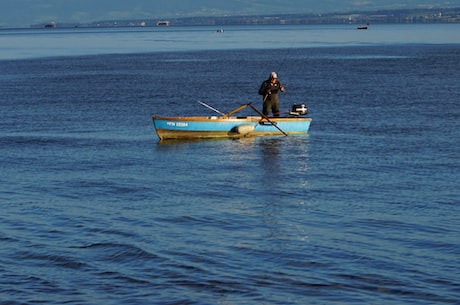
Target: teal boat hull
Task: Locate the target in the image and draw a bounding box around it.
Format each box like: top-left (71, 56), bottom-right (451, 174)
top-left (151, 115), bottom-right (312, 140)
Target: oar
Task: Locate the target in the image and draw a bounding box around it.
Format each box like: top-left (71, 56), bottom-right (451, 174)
top-left (249, 104), bottom-right (288, 136)
top-left (197, 101), bottom-right (225, 115)
top-left (222, 103), bottom-right (251, 117)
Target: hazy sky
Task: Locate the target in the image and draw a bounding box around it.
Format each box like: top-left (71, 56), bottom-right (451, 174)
top-left (1, 0), bottom-right (458, 27)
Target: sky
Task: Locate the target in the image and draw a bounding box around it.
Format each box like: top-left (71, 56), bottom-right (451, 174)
top-left (0, 0), bottom-right (458, 27)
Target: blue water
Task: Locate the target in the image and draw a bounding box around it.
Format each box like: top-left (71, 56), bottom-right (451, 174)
top-left (1, 25), bottom-right (459, 304)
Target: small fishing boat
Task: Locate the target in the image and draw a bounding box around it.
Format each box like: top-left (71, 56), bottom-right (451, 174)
top-left (151, 103), bottom-right (312, 140)
top-left (44, 21), bottom-right (56, 28)
top-left (156, 21), bottom-right (170, 27)
top-left (357, 22), bottom-right (369, 30)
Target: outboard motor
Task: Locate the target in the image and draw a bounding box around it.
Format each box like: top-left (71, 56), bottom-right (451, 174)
top-left (290, 104), bottom-right (308, 116)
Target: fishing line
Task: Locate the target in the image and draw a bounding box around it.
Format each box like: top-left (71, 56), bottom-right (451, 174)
top-left (270, 37), bottom-right (298, 113)
top-left (276, 35), bottom-right (298, 80)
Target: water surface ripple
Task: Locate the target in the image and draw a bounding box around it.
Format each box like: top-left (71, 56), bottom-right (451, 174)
top-left (0, 25), bottom-right (459, 304)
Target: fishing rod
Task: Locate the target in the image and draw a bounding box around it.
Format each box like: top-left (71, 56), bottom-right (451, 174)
top-left (197, 101), bottom-right (225, 115)
top-left (198, 101), bottom-right (252, 117)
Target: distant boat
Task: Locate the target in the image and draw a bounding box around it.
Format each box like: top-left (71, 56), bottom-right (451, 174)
top-left (216, 29), bottom-right (224, 33)
top-left (358, 22), bottom-right (369, 30)
top-left (44, 21), bottom-right (56, 28)
top-left (156, 21), bottom-right (170, 27)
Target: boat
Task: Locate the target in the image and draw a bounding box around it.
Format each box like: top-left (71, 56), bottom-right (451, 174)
top-left (151, 103), bottom-right (312, 140)
top-left (44, 21), bottom-right (56, 28)
top-left (156, 21), bottom-right (170, 27)
top-left (357, 22), bottom-right (369, 30)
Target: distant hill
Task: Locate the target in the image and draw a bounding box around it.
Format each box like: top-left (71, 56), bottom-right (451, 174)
top-left (1, 0), bottom-right (459, 28)
top-left (32, 7), bottom-right (460, 29)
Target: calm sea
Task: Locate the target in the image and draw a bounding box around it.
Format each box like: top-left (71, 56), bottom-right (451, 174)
top-left (1, 24), bottom-right (459, 304)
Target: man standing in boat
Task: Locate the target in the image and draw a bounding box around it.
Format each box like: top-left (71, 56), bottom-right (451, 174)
top-left (258, 72), bottom-right (285, 117)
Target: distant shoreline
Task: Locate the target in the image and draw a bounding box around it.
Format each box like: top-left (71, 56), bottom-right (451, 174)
top-left (2, 7), bottom-right (459, 29)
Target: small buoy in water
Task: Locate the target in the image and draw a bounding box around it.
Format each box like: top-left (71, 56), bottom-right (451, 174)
top-left (236, 124), bottom-right (254, 135)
